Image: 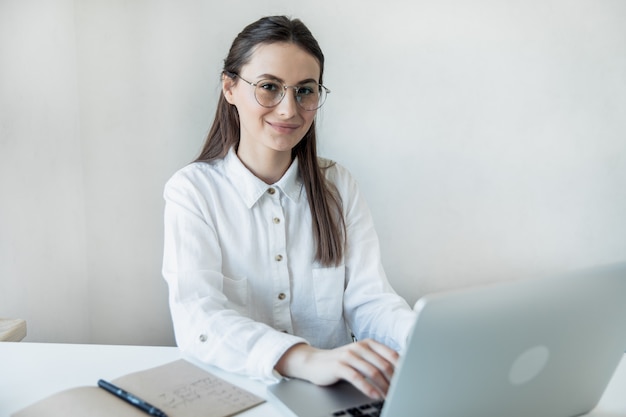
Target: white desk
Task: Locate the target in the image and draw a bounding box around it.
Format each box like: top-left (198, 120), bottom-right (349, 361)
top-left (1, 343), bottom-right (625, 417)
top-left (0, 343), bottom-right (275, 417)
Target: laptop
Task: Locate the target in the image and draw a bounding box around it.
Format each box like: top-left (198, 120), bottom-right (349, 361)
top-left (267, 262), bottom-right (626, 417)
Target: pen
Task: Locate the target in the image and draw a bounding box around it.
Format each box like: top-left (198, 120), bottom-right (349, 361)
top-left (97, 379), bottom-right (169, 417)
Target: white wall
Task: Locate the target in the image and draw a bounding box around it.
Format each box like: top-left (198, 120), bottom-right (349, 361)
top-left (0, 0), bottom-right (90, 342)
top-left (1, 0), bottom-right (625, 345)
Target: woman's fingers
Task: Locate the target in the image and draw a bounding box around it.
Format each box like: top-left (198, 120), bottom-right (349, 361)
top-left (338, 340), bottom-right (398, 397)
top-left (336, 362), bottom-right (385, 399)
top-left (358, 339), bottom-right (399, 381)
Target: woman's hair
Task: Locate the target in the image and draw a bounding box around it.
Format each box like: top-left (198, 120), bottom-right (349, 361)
top-left (195, 16), bottom-right (345, 267)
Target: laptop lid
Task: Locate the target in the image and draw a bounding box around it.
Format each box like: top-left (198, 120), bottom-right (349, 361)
top-left (267, 262), bottom-right (626, 417)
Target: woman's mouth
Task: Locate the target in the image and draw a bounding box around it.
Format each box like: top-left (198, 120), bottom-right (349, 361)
top-left (267, 121), bottom-right (300, 134)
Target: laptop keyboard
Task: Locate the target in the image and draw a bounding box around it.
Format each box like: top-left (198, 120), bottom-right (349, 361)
top-left (330, 400), bottom-right (384, 416)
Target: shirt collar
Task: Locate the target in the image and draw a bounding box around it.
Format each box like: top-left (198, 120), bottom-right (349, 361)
top-left (224, 147), bottom-right (304, 208)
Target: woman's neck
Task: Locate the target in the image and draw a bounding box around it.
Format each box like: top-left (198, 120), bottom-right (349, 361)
top-left (236, 145), bottom-right (292, 184)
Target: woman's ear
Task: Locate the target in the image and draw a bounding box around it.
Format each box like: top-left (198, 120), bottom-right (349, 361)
top-left (222, 73), bottom-right (236, 105)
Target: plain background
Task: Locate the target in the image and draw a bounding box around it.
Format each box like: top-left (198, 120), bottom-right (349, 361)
top-left (1, 0), bottom-right (625, 346)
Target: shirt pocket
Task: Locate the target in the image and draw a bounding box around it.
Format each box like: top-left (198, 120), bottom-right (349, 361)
top-left (312, 265), bottom-right (346, 321)
top-left (222, 275), bottom-right (248, 314)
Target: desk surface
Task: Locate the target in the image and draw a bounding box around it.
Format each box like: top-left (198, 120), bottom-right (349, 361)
top-left (1, 343), bottom-right (625, 417)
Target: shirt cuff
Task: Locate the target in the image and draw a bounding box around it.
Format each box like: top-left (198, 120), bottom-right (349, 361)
top-left (248, 330), bottom-right (309, 382)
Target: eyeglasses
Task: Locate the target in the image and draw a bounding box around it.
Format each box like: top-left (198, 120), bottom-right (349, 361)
top-left (228, 72), bottom-right (330, 111)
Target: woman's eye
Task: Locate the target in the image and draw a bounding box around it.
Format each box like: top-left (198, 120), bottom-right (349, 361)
top-left (259, 82), bottom-right (280, 92)
top-left (297, 85), bottom-right (316, 96)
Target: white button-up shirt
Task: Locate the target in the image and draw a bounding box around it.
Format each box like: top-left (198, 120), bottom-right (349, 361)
top-left (162, 147), bottom-right (415, 382)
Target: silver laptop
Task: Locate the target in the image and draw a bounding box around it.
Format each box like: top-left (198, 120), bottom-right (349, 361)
top-left (267, 262), bottom-right (626, 417)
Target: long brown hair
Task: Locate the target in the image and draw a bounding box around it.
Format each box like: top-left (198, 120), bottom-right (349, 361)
top-left (195, 16), bottom-right (344, 266)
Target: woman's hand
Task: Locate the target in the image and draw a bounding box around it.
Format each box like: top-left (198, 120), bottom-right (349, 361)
top-left (274, 339), bottom-right (399, 399)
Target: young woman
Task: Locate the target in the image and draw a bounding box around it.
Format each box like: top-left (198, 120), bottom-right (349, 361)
top-left (162, 15), bottom-right (415, 399)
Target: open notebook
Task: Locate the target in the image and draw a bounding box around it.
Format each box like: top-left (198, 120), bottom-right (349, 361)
top-left (13, 359), bottom-right (264, 417)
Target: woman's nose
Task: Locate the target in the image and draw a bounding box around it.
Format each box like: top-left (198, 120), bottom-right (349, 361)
top-left (276, 88), bottom-right (299, 117)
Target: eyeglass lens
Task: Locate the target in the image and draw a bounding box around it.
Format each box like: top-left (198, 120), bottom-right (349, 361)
top-left (254, 80), bottom-right (327, 111)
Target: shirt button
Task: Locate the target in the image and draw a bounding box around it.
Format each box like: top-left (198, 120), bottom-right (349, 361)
top-left (278, 293), bottom-right (286, 300)
top-left (273, 217), bottom-right (281, 224)
top-left (275, 254), bottom-right (283, 262)
top-left (199, 334), bottom-right (207, 343)
top-left (267, 188), bottom-right (276, 195)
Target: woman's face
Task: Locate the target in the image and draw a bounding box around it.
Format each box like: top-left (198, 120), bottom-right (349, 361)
top-left (223, 42), bottom-right (321, 158)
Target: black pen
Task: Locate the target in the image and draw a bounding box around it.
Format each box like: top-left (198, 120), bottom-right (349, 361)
top-left (98, 379), bottom-right (169, 417)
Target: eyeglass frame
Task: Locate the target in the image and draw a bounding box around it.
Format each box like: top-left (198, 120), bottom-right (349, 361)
top-left (224, 71), bottom-right (331, 111)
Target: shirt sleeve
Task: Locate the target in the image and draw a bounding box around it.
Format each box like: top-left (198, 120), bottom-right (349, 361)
top-left (332, 165), bottom-right (417, 352)
top-left (162, 169), bottom-right (308, 382)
